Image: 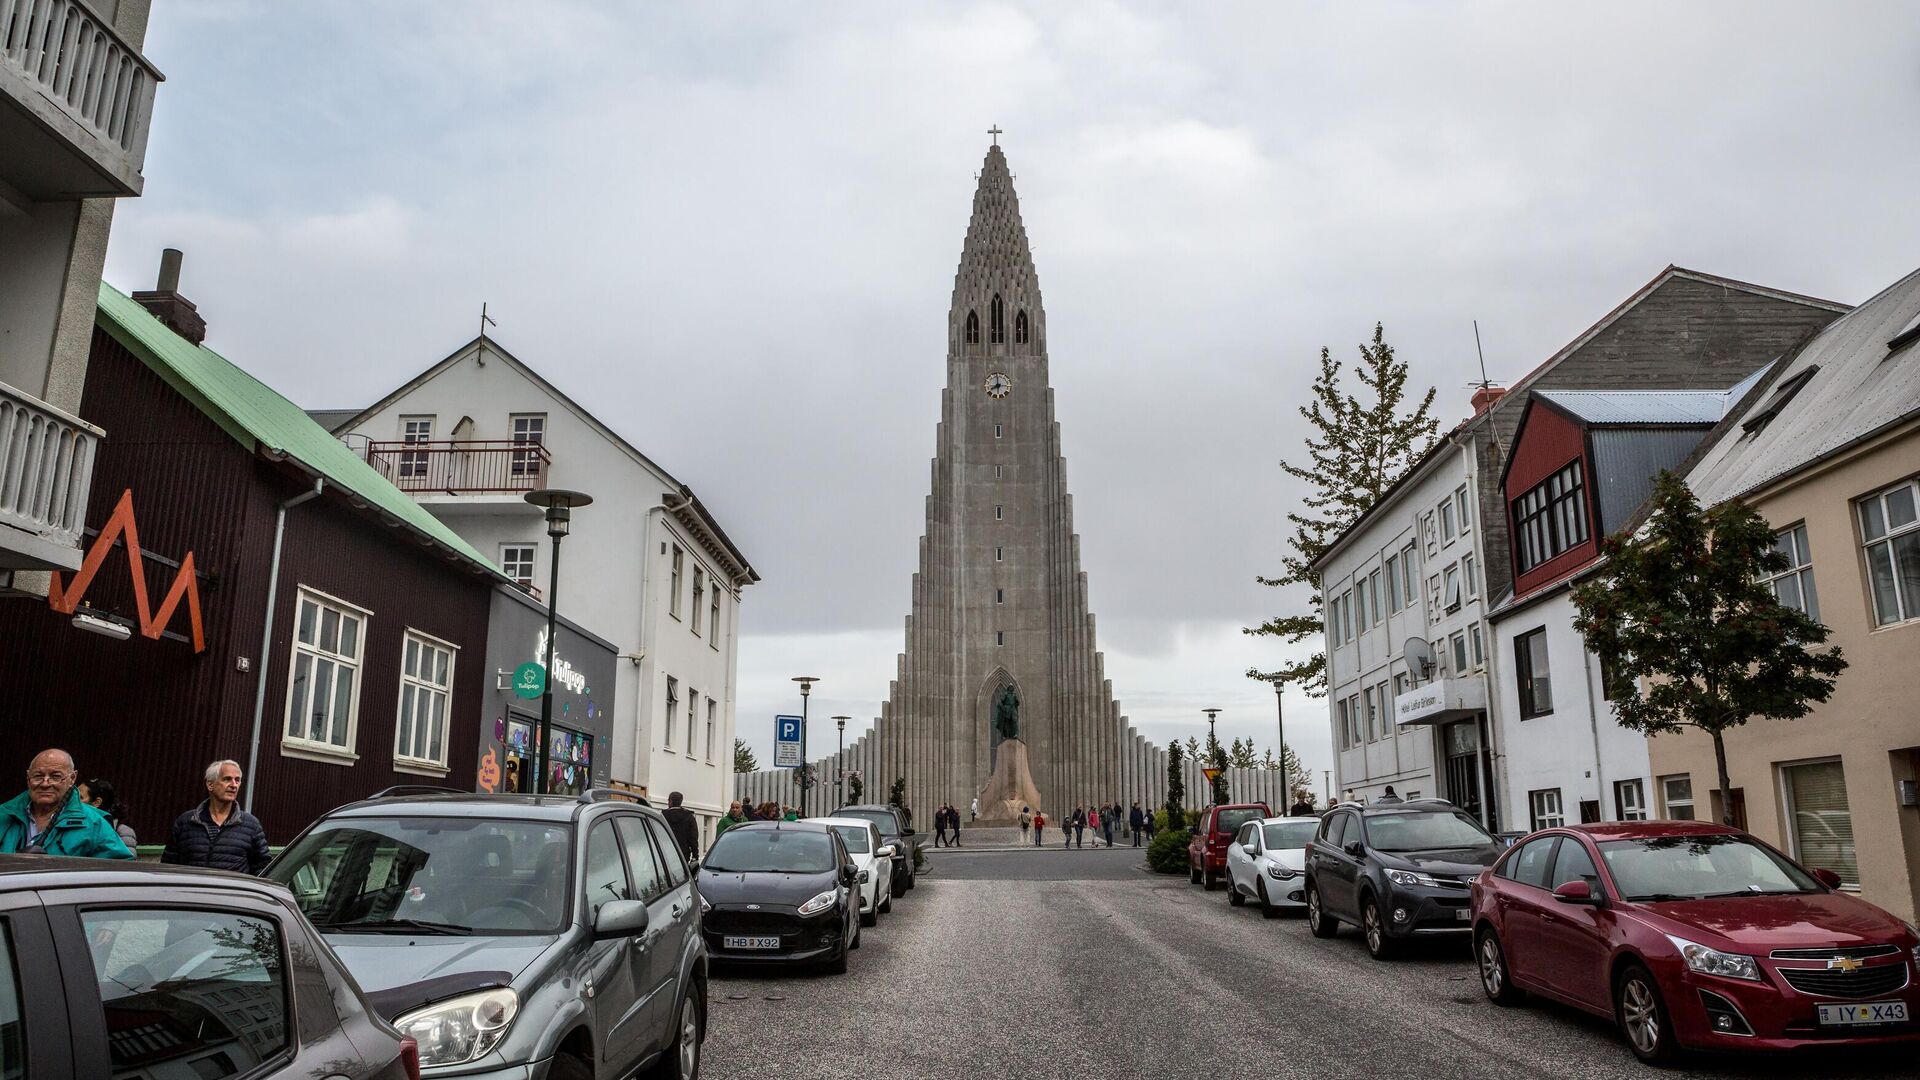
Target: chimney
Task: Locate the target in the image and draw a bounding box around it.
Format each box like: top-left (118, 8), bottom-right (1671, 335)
top-left (1470, 385), bottom-right (1508, 417)
top-left (131, 248), bottom-right (208, 345)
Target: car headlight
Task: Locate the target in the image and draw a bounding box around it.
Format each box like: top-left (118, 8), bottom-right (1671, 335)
top-left (1667, 935), bottom-right (1761, 982)
top-left (797, 890), bottom-right (836, 916)
top-left (1386, 869), bottom-right (1442, 889)
top-left (396, 987), bottom-right (519, 1067)
top-left (699, 893), bottom-right (712, 914)
top-left (1265, 863), bottom-right (1298, 880)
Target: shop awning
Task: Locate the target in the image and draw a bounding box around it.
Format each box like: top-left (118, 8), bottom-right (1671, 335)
top-left (1394, 677), bottom-right (1488, 727)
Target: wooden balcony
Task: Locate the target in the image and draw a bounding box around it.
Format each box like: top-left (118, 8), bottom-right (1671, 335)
top-left (361, 439), bottom-right (551, 495)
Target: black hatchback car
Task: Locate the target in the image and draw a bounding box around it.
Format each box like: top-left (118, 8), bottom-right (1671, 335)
top-left (1304, 799), bottom-right (1505, 959)
top-left (0, 856), bottom-right (416, 1079)
top-left (699, 821), bottom-right (862, 973)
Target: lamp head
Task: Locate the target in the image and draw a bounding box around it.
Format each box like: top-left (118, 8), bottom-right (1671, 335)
top-left (525, 489), bottom-right (593, 539)
top-left (792, 675), bottom-right (820, 696)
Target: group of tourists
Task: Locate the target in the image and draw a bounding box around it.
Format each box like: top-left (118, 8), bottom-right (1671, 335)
top-left (1011, 799), bottom-right (1155, 849)
top-left (714, 798), bottom-right (803, 838)
top-left (932, 803), bottom-right (966, 846)
top-left (0, 748), bottom-right (271, 874)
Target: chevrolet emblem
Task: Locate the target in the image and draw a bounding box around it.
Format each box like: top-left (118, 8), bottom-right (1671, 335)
top-left (1827, 955), bottom-right (1863, 973)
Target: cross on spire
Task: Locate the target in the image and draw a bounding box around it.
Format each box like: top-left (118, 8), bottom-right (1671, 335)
top-left (988, 124), bottom-right (1003, 146)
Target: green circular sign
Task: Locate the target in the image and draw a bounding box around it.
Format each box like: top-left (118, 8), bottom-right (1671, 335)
top-left (512, 662), bottom-right (546, 700)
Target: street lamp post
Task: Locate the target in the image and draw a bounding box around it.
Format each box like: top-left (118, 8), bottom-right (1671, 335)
top-left (524, 489), bottom-right (593, 796)
top-left (792, 676), bottom-right (820, 816)
top-left (1273, 683), bottom-right (1287, 802)
top-left (833, 716), bottom-right (849, 803)
top-left (1203, 707), bottom-right (1222, 805)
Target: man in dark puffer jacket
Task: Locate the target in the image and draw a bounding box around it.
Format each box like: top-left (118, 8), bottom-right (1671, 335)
top-left (162, 759), bottom-right (270, 874)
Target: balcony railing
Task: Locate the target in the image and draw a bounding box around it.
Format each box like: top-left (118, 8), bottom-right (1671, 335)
top-left (0, 378), bottom-right (100, 568)
top-left (362, 439), bottom-right (551, 494)
top-left (1, 0), bottom-right (161, 197)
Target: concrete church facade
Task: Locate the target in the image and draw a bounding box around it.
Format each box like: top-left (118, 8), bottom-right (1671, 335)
top-left (739, 142), bottom-right (1291, 821)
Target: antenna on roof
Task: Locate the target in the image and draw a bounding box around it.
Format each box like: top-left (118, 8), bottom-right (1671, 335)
top-left (1472, 319), bottom-right (1496, 391)
top-left (478, 303), bottom-right (497, 365)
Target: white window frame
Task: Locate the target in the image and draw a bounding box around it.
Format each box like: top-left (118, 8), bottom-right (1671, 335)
top-left (1529, 788), bottom-right (1565, 831)
top-left (1400, 542), bottom-right (1417, 607)
top-left (1469, 623), bottom-right (1485, 669)
top-left (669, 546), bottom-right (684, 619)
top-left (1778, 756), bottom-right (1858, 887)
top-left (710, 588), bottom-right (722, 651)
top-left (1614, 778), bottom-right (1648, 821)
top-left (1369, 568), bottom-right (1384, 623)
top-left (1439, 497), bottom-right (1457, 544)
top-left (706, 698), bottom-right (717, 763)
top-left (1450, 631), bottom-right (1468, 674)
top-left (510, 413), bottom-right (546, 477)
top-left (501, 543), bottom-right (536, 590)
top-left (399, 416), bottom-right (434, 478)
top-left (1442, 564), bottom-right (1462, 611)
top-left (1660, 774), bottom-right (1695, 820)
top-left (394, 629), bottom-right (458, 774)
top-left (663, 677), bottom-right (678, 751)
top-left (1362, 687), bottom-right (1377, 742)
top-left (281, 587), bottom-right (371, 763)
top-left (686, 689), bottom-right (698, 755)
top-left (1385, 554), bottom-right (1401, 611)
top-left (1461, 553), bottom-right (1477, 601)
top-left (1455, 485), bottom-right (1472, 530)
top-left (691, 568), bottom-right (705, 636)
top-left (1764, 522), bottom-right (1819, 621)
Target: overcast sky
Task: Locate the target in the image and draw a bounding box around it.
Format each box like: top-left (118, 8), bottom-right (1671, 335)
top-left (108, 2), bottom-right (1920, 788)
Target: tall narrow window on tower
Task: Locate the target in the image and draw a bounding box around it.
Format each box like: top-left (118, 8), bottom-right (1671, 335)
top-left (966, 310), bottom-right (980, 345)
top-left (990, 294), bottom-right (1006, 344)
top-left (1014, 310), bottom-right (1029, 345)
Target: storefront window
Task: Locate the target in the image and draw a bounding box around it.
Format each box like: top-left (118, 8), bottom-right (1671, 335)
top-left (503, 718), bottom-right (595, 796)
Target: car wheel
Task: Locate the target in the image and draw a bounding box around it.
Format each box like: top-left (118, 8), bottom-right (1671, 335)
top-left (891, 869), bottom-right (907, 898)
top-left (1306, 883), bottom-right (1339, 938)
top-left (851, 917), bottom-right (863, 948)
top-left (1615, 963), bottom-right (1678, 1066)
top-left (1361, 895), bottom-right (1397, 960)
top-left (905, 866), bottom-right (916, 891)
top-left (547, 1052), bottom-right (593, 1080)
top-left (1228, 877), bottom-right (1246, 906)
top-left (1204, 870), bottom-right (1220, 891)
top-left (879, 891), bottom-right (893, 914)
top-left (1477, 928), bottom-right (1524, 1005)
top-left (826, 942), bottom-right (850, 974)
top-left (1257, 879), bottom-right (1279, 919)
top-left (643, 979), bottom-right (704, 1080)
top-left (860, 906), bottom-right (878, 928)
top-left (1189, 862), bottom-right (1202, 885)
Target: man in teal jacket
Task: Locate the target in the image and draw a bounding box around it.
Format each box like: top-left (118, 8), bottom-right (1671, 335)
top-left (0, 748), bottom-right (133, 859)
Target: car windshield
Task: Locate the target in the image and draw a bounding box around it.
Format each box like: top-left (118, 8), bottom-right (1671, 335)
top-left (705, 830), bottom-right (836, 874)
top-left (269, 816), bottom-right (572, 935)
top-left (1214, 809), bottom-right (1264, 836)
top-left (1263, 823), bottom-right (1317, 850)
top-left (828, 825), bottom-right (871, 854)
top-left (834, 809), bottom-right (898, 835)
top-left (1366, 811), bottom-right (1496, 853)
top-left (1598, 834), bottom-right (1821, 901)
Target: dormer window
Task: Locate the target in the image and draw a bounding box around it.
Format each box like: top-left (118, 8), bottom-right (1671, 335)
top-left (1015, 310), bottom-right (1029, 345)
top-left (1741, 366), bottom-right (1818, 436)
top-left (965, 310), bottom-right (980, 345)
top-left (990, 294), bottom-right (1006, 344)
top-left (1513, 461), bottom-right (1589, 573)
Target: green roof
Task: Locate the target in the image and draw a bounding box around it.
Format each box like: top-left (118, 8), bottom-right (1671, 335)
top-left (94, 282), bottom-right (504, 579)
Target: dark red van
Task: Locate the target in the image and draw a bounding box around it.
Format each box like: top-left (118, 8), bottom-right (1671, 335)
top-left (1188, 802), bottom-right (1271, 890)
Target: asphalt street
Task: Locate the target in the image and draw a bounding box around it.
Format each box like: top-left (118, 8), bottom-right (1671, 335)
top-left (703, 846), bottom-right (1911, 1079)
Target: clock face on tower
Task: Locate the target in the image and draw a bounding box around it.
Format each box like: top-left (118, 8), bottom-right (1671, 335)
top-left (984, 372), bottom-right (1012, 399)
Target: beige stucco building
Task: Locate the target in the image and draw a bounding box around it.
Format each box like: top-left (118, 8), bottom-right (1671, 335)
top-left (1649, 265), bottom-right (1920, 922)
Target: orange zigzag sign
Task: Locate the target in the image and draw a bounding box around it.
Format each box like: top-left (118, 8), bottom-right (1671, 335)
top-left (48, 489), bottom-right (206, 653)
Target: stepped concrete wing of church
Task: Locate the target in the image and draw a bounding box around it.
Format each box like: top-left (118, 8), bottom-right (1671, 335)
top-left (738, 143), bottom-right (1291, 822)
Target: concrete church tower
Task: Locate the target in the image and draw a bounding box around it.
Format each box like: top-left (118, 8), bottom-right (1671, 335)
top-left (874, 137), bottom-right (1130, 819)
top-left (734, 141), bottom-right (1297, 821)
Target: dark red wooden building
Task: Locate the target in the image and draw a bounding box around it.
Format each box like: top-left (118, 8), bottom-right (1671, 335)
top-left (0, 277), bottom-right (502, 845)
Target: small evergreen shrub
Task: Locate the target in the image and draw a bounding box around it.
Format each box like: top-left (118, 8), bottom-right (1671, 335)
top-left (1146, 827), bottom-right (1191, 874)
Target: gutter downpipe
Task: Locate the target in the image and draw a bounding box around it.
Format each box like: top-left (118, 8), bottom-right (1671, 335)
top-left (245, 478), bottom-right (324, 812)
top-left (1582, 647), bottom-right (1608, 824)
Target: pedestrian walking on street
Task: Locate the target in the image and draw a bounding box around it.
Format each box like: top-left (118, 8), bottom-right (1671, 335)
top-left (161, 760), bottom-right (269, 874)
top-left (1072, 804), bottom-right (1086, 848)
top-left (951, 805), bottom-right (963, 847)
top-left (717, 801), bottom-right (747, 836)
top-left (1143, 810), bottom-right (1156, 843)
top-left (970, 796), bottom-right (979, 821)
top-left (1019, 807), bottom-right (1031, 842)
top-left (1087, 806), bottom-right (1102, 847)
top-left (1288, 790), bottom-right (1316, 816)
top-left (0, 749), bottom-right (133, 859)
top-left (1033, 810), bottom-right (1046, 846)
top-left (1128, 802), bottom-right (1145, 847)
top-left (933, 806), bottom-right (948, 847)
top-left (80, 777), bottom-right (138, 850)
top-left (1100, 807), bottom-right (1116, 847)
top-left (662, 791), bottom-right (700, 864)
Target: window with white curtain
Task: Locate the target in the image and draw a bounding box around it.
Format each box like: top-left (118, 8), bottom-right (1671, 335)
top-left (1781, 758), bottom-right (1857, 886)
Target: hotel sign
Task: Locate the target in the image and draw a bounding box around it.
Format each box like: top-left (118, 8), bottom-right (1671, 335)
top-left (1395, 676), bottom-right (1488, 727)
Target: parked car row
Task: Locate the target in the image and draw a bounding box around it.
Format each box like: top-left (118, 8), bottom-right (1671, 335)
top-left (1197, 796), bottom-right (1920, 1065)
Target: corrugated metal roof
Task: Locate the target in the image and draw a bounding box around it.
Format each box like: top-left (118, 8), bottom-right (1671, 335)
top-left (93, 282), bottom-right (503, 578)
top-left (1535, 381), bottom-right (1754, 426)
top-left (1689, 265), bottom-right (1920, 505)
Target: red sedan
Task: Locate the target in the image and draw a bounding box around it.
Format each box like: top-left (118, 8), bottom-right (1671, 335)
top-left (1470, 820), bottom-right (1920, 1064)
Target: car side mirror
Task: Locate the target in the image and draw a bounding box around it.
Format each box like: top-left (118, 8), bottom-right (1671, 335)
top-left (594, 899), bottom-right (649, 939)
top-left (1553, 880), bottom-right (1597, 905)
top-left (840, 865), bottom-right (858, 886)
top-left (1343, 841), bottom-right (1364, 858)
top-left (1241, 843), bottom-right (1259, 856)
top-left (1812, 868), bottom-right (1843, 889)
top-left (901, 828), bottom-right (915, 837)
top-left (876, 844), bottom-right (896, 859)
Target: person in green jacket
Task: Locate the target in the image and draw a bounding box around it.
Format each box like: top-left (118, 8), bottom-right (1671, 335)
top-left (0, 749), bottom-right (134, 860)
top-left (715, 801), bottom-right (746, 837)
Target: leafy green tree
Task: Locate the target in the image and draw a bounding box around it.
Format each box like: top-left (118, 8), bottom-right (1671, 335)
top-left (1246, 324), bottom-right (1438, 695)
top-left (1229, 738), bottom-right (1259, 770)
top-left (1164, 741), bottom-right (1187, 829)
top-left (846, 771), bottom-right (864, 803)
top-left (1572, 472), bottom-right (1848, 827)
top-left (888, 777), bottom-right (907, 812)
top-left (732, 738), bottom-right (758, 773)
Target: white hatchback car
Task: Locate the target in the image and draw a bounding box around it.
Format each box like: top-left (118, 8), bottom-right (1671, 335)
top-left (1225, 815), bottom-right (1318, 917)
top-left (809, 816), bottom-right (895, 926)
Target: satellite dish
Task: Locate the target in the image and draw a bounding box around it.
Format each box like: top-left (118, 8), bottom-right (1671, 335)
top-left (1403, 637), bottom-right (1437, 681)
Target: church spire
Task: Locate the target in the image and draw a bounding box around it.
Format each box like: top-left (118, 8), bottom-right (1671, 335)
top-left (952, 140), bottom-right (1043, 356)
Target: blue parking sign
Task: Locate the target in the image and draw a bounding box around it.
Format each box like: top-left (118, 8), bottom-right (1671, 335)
top-left (774, 715), bottom-right (804, 767)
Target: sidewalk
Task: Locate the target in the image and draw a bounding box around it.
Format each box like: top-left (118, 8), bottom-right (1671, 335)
top-left (924, 826), bottom-right (1151, 851)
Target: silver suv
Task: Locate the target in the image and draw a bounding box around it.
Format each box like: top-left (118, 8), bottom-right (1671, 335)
top-left (269, 788), bottom-right (705, 1079)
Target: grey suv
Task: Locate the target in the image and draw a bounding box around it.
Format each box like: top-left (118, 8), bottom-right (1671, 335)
top-left (269, 789), bottom-right (705, 1079)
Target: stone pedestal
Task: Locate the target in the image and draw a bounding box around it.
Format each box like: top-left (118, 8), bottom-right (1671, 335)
top-left (978, 737), bottom-right (1043, 822)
